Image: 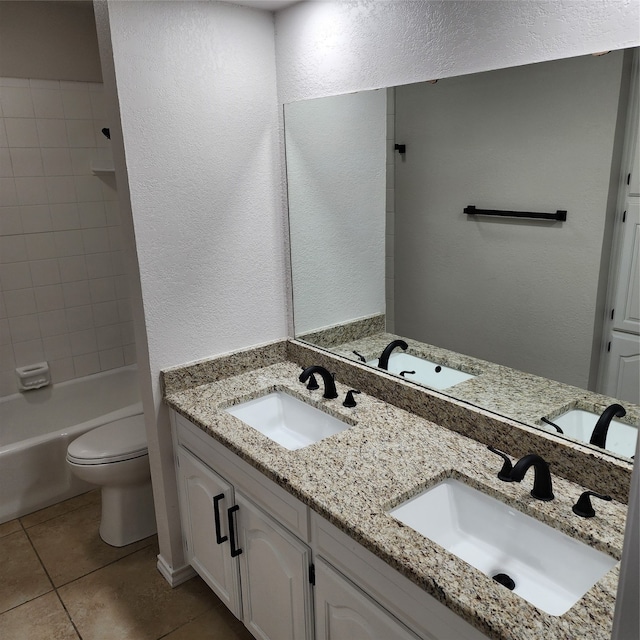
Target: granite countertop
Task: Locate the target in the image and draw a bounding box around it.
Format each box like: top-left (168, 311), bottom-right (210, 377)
top-left (163, 358), bottom-right (627, 640)
top-left (329, 332), bottom-right (640, 459)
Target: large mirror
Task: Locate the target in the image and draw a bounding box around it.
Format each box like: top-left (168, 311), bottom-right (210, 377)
top-left (285, 49), bottom-right (640, 464)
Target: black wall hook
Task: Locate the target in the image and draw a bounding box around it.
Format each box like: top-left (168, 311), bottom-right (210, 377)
top-left (394, 143), bottom-right (406, 154)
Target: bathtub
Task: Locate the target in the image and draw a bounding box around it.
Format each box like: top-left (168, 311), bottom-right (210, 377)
top-left (0, 365), bottom-right (142, 524)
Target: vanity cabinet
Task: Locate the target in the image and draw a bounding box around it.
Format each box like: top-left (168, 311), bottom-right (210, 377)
top-left (314, 558), bottom-right (421, 640)
top-left (171, 411), bottom-right (488, 640)
top-left (175, 448), bottom-right (241, 617)
top-left (173, 416), bottom-right (314, 640)
top-left (235, 492), bottom-right (313, 640)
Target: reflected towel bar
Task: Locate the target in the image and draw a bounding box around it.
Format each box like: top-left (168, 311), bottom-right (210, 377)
top-left (464, 205), bottom-right (567, 221)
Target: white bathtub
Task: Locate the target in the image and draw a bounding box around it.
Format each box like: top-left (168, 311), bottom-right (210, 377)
top-left (0, 365), bottom-right (142, 524)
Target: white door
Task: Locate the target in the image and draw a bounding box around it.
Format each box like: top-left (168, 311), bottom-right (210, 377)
top-left (176, 448), bottom-right (242, 617)
top-left (314, 559), bottom-right (422, 640)
top-left (604, 332), bottom-right (640, 404)
top-left (236, 493), bottom-right (314, 640)
top-left (611, 203), bottom-right (640, 336)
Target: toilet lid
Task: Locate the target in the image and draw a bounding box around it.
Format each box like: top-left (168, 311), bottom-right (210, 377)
top-left (67, 414), bottom-right (148, 465)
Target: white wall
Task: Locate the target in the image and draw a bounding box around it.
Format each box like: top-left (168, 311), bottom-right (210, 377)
top-left (275, 0), bottom-right (639, 103)
top-left (394, 53), bottom-right (625, 388)
top-left (285, 90), bottom-right (386, 333)
top-left (0, 1), bottom-right (102, 82)
top-left (95, 0), bottom-right (287, 577)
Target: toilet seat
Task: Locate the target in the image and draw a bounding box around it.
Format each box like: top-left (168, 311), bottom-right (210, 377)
top-left (67, 414), bottom-right (148, 465)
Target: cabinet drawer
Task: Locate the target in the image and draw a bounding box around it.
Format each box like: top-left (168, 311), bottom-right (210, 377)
top-left (172, 411), bottom-right (309, 541)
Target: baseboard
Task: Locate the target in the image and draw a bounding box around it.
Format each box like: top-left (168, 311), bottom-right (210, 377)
top-left (156, 554), bottom-right (196, 587)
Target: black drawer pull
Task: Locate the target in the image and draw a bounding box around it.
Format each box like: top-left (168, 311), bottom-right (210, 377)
top-left (213, 493), bottom-right (227, 544)
top-left (228, 504), bottom-right (242, 557)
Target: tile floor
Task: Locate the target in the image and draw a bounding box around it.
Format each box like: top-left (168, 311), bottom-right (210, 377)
top-left (0, 491), bottom-right (253, 640)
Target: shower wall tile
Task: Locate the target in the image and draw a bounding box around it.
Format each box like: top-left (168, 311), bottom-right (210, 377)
top-left (0, 178), bottom-right (18, 206)
top-left (0, 207), bottom-right (22, 235)
top-left (31, 89), bottom-right (65, 119)
top-left (5, 118), bottom-right (39, 147)
top-left (0, 78), bottom-right (135, 398)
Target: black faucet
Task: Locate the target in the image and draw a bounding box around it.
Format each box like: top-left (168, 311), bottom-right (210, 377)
top-left (378, 339), bottom-right (408, 370)
top-left (510, 454), bottom-right (554, 501)
top-left (299, 365), bottom-right (338, 399)
top-left (590, 403), bottom-right (626, 449)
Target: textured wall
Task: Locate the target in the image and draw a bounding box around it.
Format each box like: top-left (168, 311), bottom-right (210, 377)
top-left (105, 1), bottom-right (287, 383)
top-left (285, 90), bottom-right (386, 334)
top-left (275, 0), bottom-right (640, 104)
top-left (96, 0), bottom-right (286, 577)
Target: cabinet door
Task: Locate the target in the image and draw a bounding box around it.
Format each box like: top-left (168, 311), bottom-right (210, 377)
top-left (235, 493), bottom-right (313, 640)
top-left (176, 448), bottom-right (242, 617)
top-left (315, 559), bottom-right (421, 640)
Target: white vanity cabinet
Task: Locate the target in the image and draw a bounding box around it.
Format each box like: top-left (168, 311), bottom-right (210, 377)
top-left (235, 492), bottom-right (313, 640)
top-left (175, 447), bottom-right (242, 617)
top-left (314, 558), bottom-right (421, 640)
top-left (171, 410), bottom-right (488, 640)
top-left (172, 413), bottom-right (314, 640)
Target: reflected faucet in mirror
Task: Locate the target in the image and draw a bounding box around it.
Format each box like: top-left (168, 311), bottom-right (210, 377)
top-left (377, 339), bottom-right (408, 370)
top-left (590, 403), bottom-right (626, 449)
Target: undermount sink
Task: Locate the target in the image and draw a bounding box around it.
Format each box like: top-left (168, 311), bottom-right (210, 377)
top-left (225, 391), bottom-right (352, 450)
top-left (545, 409), bottom-right (637, 458)
top-left (388, 478), bottom-right (616, 615)
top-left (367, 352), bottom-right (475, 390)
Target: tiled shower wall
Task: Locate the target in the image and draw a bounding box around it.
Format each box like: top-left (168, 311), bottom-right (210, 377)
top-left (0, 77), bottom-right (135, 398)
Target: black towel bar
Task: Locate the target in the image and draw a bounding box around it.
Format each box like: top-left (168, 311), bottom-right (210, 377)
top-left (464, 206), bottom-right (567, 222)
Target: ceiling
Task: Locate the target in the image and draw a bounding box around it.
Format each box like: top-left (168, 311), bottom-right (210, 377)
top-left (224, 0), bottom-right (301, 11)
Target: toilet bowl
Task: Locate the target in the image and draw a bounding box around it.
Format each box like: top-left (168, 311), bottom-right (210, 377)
top-left (66, 414), bottom-right (157, 547)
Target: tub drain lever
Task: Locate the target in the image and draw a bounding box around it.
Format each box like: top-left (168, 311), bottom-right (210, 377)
top-left (16, 362), bottom-right (51, 391)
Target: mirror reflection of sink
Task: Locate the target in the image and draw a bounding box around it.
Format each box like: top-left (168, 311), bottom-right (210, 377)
top-left (225, 391), bottom-right (352, 450)
top-left (545, 409), bottom-right (637, 458)
top-left (366, 352), bottom-right (475, 390)
top-left (388, 478), bottom-right (616, 615)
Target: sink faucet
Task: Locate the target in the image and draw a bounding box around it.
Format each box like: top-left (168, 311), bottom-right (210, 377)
top-left (299, 365), bottom-right (338, 399)
top-left (510, 454), bottom-right (554, 501)
top-left (590, 403), bottom-right (626, 449)
top-left (378, 339), bottom-right (408, 370)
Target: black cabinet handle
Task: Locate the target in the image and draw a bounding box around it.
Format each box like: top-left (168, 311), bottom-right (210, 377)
top-left (213, 493), bottom-right (228, 544)
top-left (227, 505), bottom-right (242, 557)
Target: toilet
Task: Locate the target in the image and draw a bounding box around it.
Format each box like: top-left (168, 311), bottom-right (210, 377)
top-left (66, 414), bottom-right (157, 547)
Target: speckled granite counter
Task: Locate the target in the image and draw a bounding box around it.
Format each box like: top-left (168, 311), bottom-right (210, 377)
top-left (163, 342), bottom-right (627, 640)
top-left (326, 332), bottom-right (640, 461)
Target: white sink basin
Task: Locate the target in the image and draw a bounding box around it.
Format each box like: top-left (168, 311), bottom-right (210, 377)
top-left (367, 352), bottom-right (475, 390)
top-left (225, 391), bottom-right (352, 450)
top-left (545, 409), bottom-right (637, 458)
top-left (388, 478), bottom-right (616, 615)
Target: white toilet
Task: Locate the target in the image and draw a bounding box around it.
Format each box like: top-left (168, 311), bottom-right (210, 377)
top-left (66, 414), bottom-right (157, 547)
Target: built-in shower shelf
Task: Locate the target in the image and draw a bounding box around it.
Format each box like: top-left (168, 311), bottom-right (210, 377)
top-left (91, 162), bottom-right (115, 175)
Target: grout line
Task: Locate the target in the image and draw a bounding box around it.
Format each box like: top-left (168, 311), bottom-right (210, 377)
top-left (53, 590), bottom-right (84, 640)
top-left (19, 491), bottom-right (100, 530)
top-left (53, 535), bottom-right (157, 590)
